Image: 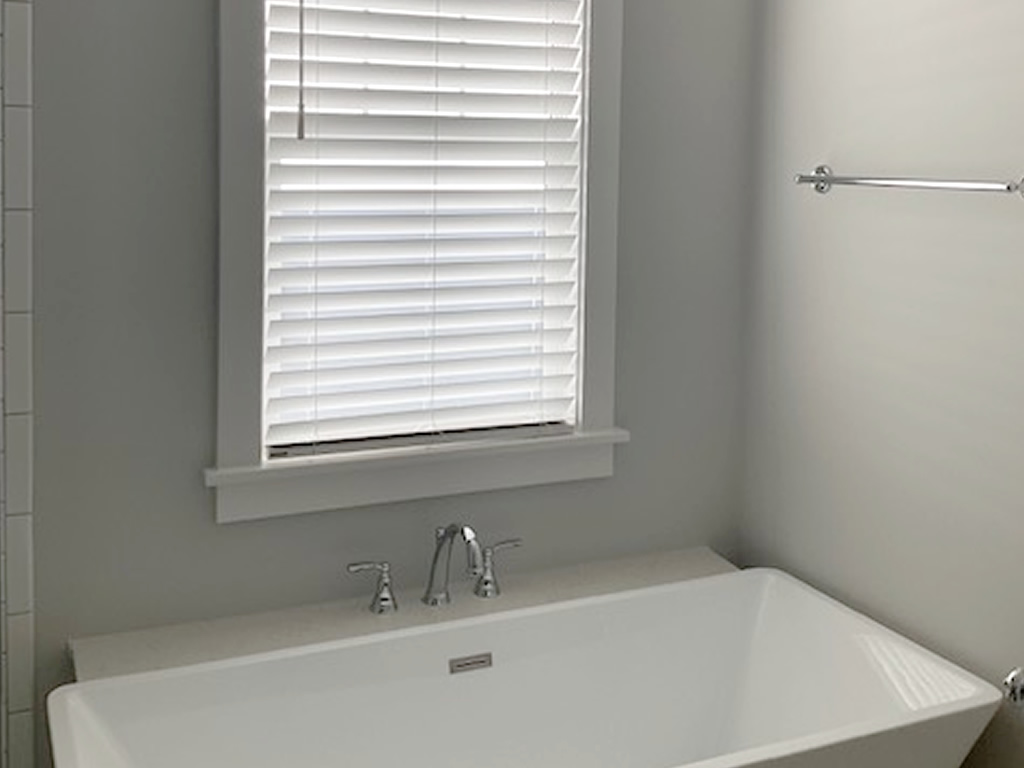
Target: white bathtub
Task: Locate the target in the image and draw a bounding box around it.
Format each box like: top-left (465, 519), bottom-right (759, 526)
top-left (48, 569), bottom-right (1000, 768)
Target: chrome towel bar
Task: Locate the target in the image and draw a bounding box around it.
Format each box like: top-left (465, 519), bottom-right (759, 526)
top-left (795, 165), bottom-right (1024, 197)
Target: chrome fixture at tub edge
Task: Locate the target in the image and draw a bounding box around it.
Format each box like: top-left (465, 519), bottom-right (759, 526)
top-left (423, 523), bottom-right (485, 606)
top-left (1004, 667), bottom-right (1024, 704)
top-left (347, 561), bottom-right (398, 614)
top-left (474, 538), bottom-right (524, 599)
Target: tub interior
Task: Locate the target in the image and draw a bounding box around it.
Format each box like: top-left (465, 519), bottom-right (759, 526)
top-left (52, 572), bottom-right (991, 768)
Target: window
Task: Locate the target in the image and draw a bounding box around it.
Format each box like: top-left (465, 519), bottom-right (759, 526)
top-left (265, 0), bottom-right (587, 454)
top-left (210, 0), bottom-right (627, 522)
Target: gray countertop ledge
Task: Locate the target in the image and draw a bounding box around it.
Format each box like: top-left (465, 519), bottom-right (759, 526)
top-left (70, 546), bottom-right (736, 681)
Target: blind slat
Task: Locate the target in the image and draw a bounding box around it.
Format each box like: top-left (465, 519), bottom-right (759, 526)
top-left (267, 112), bottom-right (580, 140)
top-left (268, 4), bottom-right (581, 29)
top-left (267, 327), bottom-right (576, 367)
top-left (269, 375), bottom-right (576, 418)
top-left (267, 235), bottom-right (578, 262)
top-left (269, 348), bottom-right (576, 384)
top-left (266, 283), bottom-right (577, 316)
top-left (267, 399), bottom-right (577, 446)
top-left (268, 61), bottom-right (580, 92)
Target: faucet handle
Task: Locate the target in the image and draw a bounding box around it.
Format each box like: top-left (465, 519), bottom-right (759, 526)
top-left (489, 538), bottom-right (523, 553)
top-left (474, 538), bottom-right (523, 599)
top-left (346, 561), bottom-right (398, 615)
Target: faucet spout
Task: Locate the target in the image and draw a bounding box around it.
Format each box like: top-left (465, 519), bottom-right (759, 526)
top-left (461, 525), bottom-right (484, 576)
top-left (423, 523), bottom-right (484, 606)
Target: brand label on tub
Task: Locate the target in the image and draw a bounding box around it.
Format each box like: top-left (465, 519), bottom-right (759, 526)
top-left (449, 653), bottom-right (493, 674)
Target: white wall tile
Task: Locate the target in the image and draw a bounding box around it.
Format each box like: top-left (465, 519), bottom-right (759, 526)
top-left (2, 7), bottom-right (34, 768)
top-left (6, 613), bottom-right (32, 712)
top-left (4, 107), bottom-right (31, 209)
top-left (4, 212), bottom-right (30, 312)
top-left (0, 654), bottom-right (8, 763)
top-left (4, 416), bottom-right (30, 514)
top-left (4, 515), bottom-right (32, 615)
top-left (8, 711), bottom-right (33, 768)
top-left (3, 3), bottom-right (31, 107)
top-left (3, 314), bottom-right (30, 414)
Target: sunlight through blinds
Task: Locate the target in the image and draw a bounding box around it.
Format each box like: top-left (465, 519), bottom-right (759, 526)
top-left (263, 0), bottom-right (588, 455)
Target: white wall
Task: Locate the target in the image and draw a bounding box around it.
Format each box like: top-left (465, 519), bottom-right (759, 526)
top-left (32, 1), bottom-right (756, 763)
top-left (742, 2), bottom-right (1024, 764)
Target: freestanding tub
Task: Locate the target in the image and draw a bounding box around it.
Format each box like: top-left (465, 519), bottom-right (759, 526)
top-left (48, 569), bottom-right (1000, 768)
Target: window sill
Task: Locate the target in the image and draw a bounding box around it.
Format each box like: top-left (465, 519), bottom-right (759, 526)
top-left (205, 428), bottom-right (630, 524)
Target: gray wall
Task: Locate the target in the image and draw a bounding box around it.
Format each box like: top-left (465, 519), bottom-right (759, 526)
top-left (32, 0), bottom-right (756, 761)
top-left (741, 1), bottom-right (1024, 764)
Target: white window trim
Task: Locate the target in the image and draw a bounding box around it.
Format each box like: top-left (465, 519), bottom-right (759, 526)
top-left (209, 0), bottom-right (628, 523)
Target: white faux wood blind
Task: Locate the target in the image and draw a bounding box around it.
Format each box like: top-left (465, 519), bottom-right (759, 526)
top-left (263, 0), bottom-right (587, 454)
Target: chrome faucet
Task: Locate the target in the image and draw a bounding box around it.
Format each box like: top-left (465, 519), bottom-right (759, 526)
top-left (422, 523), bottom-right (484, 606)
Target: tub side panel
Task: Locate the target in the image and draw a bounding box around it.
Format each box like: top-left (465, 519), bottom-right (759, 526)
top-left (735, 703), bottom-right (998, 768)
